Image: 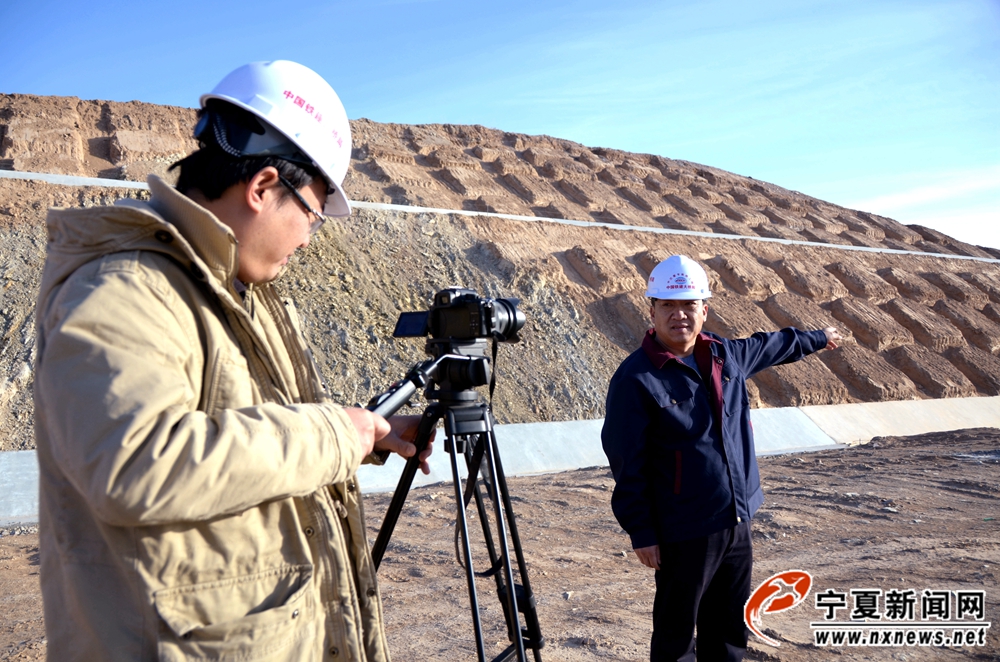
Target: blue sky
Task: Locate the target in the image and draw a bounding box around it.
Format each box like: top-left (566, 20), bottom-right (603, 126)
top-left (2, 0), bottom-right (998, 248)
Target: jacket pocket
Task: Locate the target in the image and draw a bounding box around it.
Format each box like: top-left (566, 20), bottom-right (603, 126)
top-left (649, 390), bottom-right (707, 434)
top-left (649, 387), bottom-right (692, 410)
top-left (202, 348), bottom-right (254, 415)
top-left (154, 564), bottom-right (313, 661)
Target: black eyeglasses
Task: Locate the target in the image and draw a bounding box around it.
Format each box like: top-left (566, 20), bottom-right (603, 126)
top-left (278, 175), bottom-right (332, 234)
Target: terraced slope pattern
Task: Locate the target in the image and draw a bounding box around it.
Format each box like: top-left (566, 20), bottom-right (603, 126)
top-left (1, 94), bottom-right (998, 452)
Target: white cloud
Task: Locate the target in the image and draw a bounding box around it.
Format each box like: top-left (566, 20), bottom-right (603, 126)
top-left (896, 207), bottom-right (1000, 252)
top-left (848, 165), bottom-right (1000, 212)
top-left (844, 165), bottom-right (1000, 250)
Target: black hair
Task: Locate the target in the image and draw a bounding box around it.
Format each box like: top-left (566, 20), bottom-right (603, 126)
top-left (170, 101), bottom-right (321, 201)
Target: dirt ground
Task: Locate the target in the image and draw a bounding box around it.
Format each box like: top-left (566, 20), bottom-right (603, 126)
top-left (2, 427), bottom-right (997, 661)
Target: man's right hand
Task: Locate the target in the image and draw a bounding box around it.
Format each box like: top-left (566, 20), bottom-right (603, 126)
top-left (634, 544), bottom-right (661, 570)
top-left (823, 326), bottom-right (843, 350)
top-left (344, 408), bottom-right (391, 457)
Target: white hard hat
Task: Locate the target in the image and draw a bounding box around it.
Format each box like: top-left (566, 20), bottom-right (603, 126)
top-left (200, 60), bottom-right (353, 217)
top-left (645, 255), bottom-right (712, 300)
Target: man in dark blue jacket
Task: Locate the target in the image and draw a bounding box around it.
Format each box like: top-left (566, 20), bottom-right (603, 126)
top-left (602, 254), bottom-right (841, 661)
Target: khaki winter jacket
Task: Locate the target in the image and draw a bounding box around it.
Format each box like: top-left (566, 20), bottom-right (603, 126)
top-left (34, 176), bottom-right (390, 661)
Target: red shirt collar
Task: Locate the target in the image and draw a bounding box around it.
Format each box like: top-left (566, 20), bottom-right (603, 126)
top-left (641, 329), bottom-right (720, 370)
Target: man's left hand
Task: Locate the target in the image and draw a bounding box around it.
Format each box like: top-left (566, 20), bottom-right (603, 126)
top-left (822, 326), bottom-right (843, 350)
top-left (374, 415), bottom-right (435, 474)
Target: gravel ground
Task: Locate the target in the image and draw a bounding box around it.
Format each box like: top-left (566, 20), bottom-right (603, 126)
top-left (3, 428), bottom-right (998, 661)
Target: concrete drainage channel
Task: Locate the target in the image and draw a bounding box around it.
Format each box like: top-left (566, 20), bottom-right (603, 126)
top-left (2, 396), bottom-right (998, 526)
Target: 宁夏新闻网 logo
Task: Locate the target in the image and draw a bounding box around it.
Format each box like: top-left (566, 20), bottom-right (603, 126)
top-left (744, 570), bottom-right (813, 647)
top-left (746, 572), bottom-right (992, 648)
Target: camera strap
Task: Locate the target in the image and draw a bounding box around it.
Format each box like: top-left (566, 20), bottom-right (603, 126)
top-left (489, 338), bottom-right (499, 404)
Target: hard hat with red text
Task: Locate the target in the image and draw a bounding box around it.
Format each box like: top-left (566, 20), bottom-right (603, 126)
top-left (645, 255), bottom-right (712, 300)
top-left (199, 60), bottom-right (353, 217)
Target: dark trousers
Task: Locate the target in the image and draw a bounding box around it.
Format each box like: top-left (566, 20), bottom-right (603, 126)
top-left (650, 522), bottom-right (752, 662)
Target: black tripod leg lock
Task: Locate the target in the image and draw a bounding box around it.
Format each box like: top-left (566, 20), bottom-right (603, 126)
top-left (498, 582), bottom-right (538, 614)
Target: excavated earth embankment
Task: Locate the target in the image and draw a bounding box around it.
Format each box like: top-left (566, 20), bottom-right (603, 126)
top-left (2, 177), bottom-right (1000, 452)
top-left (2, 93), bottom-right (1000, 451)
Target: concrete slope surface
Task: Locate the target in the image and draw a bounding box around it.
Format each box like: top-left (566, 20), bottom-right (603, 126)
top-left (1, 95), bottom-right (1000, 452)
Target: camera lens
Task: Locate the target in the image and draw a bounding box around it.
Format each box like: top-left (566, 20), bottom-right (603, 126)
top-left (490, 298), bottom-right (526, 342)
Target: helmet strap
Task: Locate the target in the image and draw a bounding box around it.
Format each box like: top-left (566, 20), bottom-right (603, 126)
top-left (196, 106), bottom-right (316, 172)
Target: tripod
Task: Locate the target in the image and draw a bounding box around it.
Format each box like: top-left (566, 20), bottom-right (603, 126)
top-left (368, 354), bottom-right (544, 662)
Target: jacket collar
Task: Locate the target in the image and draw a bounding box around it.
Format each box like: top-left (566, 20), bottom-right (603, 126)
top-left (122, 175), bottom-right (240, 286)
top-left (641, 329), bottom-right (721, 370)
top-left (42, 175), bottom-right (245, 316)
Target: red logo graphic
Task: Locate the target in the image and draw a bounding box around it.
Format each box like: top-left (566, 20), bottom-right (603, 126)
top-left (744, 570), bottom-right (812, 647)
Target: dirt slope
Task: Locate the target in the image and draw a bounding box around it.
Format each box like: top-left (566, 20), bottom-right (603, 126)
top-left (3, 178), bottom-right (1000, 451)
top-left (2, 94), bottom-right (1000, 450)
top-left (3, 93), bottom-right (998, 259)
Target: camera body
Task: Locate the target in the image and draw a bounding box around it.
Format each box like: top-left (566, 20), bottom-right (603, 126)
top-left (394, 287), bottom-right (524, 346)
top-left (391, 288), bottom-right (525, 392)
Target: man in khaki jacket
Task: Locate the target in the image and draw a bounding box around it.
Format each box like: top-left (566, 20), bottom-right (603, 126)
top-left (34, 61), bottom-right (427, 661)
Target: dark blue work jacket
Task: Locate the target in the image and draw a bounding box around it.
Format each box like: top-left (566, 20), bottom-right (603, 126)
top-left (601, 327), bottom-right (828, 547)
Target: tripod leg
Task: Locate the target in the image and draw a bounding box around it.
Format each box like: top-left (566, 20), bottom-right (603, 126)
top-left (461, 436), bottom-right (504, 576)
top-left (461, 412), bottom-right (543, 662)
top-left (463, 437), bottom-right (519, 640)
top-left (479, 425), bottom-right (529, 662)
top-left (371, 405), bottom-right (442, 569)
top-left (491, 436), bottom-right (545, 661)
top-left (390, 396), bottom-right (544, 662)
top-left (460, 438), bottom-right (501, 571)
top-left (448, 431), bottom-right (488, 662)
top-left (459, 435), bottom-right (528, 658)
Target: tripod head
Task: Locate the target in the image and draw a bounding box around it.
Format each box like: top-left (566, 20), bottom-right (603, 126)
top-left (366, 349), bottom-right (492, 418)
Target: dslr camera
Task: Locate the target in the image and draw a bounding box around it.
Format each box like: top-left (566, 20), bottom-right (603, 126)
top-left (394, 287), bottom-right (525, 355)
top-left (392, 288), bottom-right (525, 392)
